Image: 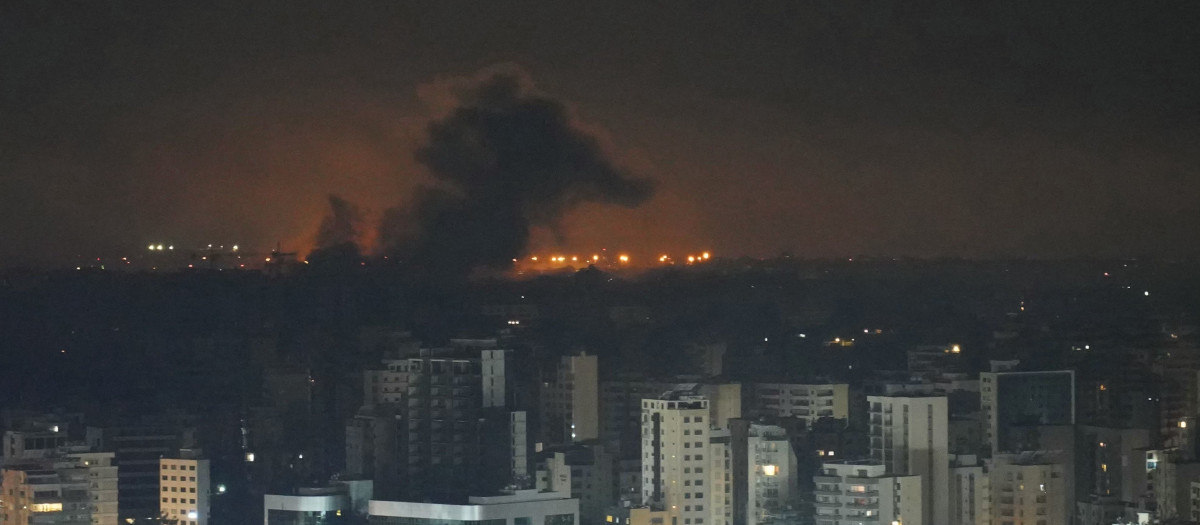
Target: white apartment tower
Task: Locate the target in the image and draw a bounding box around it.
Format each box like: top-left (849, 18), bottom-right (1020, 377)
top-left (709, 430), bottom-right (733, 525)
top-left (745, 424), bottom-right (798, 525)
top-left (990, 454), bottom-right (1069, 525)
top-left (159, 454), bottom-right (210, 525)
top-left (868, 394), bottom-right (950, 525)
top-left (813, 462), bottom-right (923, 525)
top-left (949, 455), bottom-right (990, 525)
top-left (751, 383), bottom-right (850, 425)
top-left (642, 393), bottom-right (711, 525)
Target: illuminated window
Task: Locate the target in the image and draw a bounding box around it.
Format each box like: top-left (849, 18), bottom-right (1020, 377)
top-left (31, 503), bottom-right (63, 512)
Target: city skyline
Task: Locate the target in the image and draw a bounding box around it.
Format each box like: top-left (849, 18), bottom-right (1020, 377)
top-left (3, 2), bottom-right (1199, 268)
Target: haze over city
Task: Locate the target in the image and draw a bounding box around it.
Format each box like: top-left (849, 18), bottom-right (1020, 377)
top-left (3, 1), bottom-right (1198, 268)
top-left (3, 3), bottom-right (1200, 525)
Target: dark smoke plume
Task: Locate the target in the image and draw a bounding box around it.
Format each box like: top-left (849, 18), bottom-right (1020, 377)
top-left (382, 71), bottom-right (654, 278)
top-left (309, 194), bottom-right (364, 265)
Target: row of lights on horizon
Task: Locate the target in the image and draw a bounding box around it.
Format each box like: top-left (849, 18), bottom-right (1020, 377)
top-left (147, 244), bottom-right (239, 251)
top-left (520, 252), bottom-right (711, 264)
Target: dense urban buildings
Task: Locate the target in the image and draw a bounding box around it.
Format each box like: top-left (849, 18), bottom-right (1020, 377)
top-left (6, 258), bottom-right (1200, 525)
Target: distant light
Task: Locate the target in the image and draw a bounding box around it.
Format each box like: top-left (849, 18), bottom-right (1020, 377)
top-left (762, 464), bottom-right (778, 476)
top-left (168, 245), bottom-right (173, 250)
top-left (187, 511), bottom-right (198, 519)
top-left (618, 254), bottom-right (629, 263)
top-left (1180, 420), bottom-right (1188, 429)
top-left (217, 484), bottom-right (227, 494)
top-left (688, 256), bottom-right (696, 263)
top-left (265, 258), bottom-right (271, 262)
top-left (592, 255), bottom-right (599, 261)
top-left (245, 452), bottom-right (255, 462)
top-left (531, 256), bottom-right (538, 261)
top-left (232, 245), bottom-right (239, 251)
top-left (702, 252), bottom-right (710, 259)
top-left (798, 333), bottom-right (806, 338)
top-left (298, 453), bottom-right (303, 459)
top-left (156, 244), bottom-right (164, 251)
top-left (1145, 291), bottom-right (1150, 296)
top-left (51, 425), bottom-right (59, 432)
top-left (148, 244), bottom-right (155, 250)
top-left (571, 256), bottom-right (577, 261)
top-left (951, 344), bottom-right (961, 354)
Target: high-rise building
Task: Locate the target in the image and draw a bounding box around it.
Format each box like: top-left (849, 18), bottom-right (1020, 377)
top-left (352, 341), bottom-right (533, 501)
top-left (641, 392), bottom-right (711, 525)
top-left (696, 384), bottom-right (742, 432)
top-left (812, 461), bottom-right (923, 525)
top-left (604, 380), bottom-right (738, 459)
top-left (735, 423), bottom-right (797, 525)
top-left (750, 384), bottom-right (850, 426)
top-left (345, 404), bottom-right (399, 488)
top-left (867, 394), bottom-right (949, 525)
top-left (543, 353), bottom-right (600, 443)
top-left (1149, 451), bottom-right (1200, 522)
top-left (980, 370), bottom-right (1075, 455)
top-left (990, 452), bottom-right (1070, 525)
top-left (708, 429), bottom-right (733, 525)
top-left (158, 452), bottom-right (210, 525)
top-left (537, 443), bottom-right (615, 525)
top-left (948, 454), bottom-right (989, 525)
top-left (1077, 426), bottom-right (1152, 505)
top-left (86, 416), bottom-right (198, 522)
top-left (602, 379), bottom-right (678, 458)
top-left (0, 450), bottom-right (118, 525)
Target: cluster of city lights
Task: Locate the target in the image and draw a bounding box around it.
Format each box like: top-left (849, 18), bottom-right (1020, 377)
top-left (147, 243), bottom-right (240, 252)
top-left (524, 251), bottom-right (711, 266)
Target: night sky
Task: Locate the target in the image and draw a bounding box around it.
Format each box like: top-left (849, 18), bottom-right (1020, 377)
top-left (2, 1), bottom-right (1198, 267)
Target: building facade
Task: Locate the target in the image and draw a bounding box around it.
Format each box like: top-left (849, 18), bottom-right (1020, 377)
top-left (812, 462), bottom-right (922, 525)
top-left (980, 370), bottom-right (1075, 455)
top-left (642, 393), bottom-right (711, 525)
top-left (159, 453), bottom-right (210, 525)
top-left (0, 451), bottom-right (118, 525)
top-left (867, 394), bottom-right (949, 525)
top-left (368, 490), bottom-right (578, 525)
top-left (750, 384), bottom-right (848, 427)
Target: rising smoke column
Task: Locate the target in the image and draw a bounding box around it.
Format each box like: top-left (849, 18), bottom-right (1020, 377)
top-left (308, 194), bottom-right (365, 265)
top-left (381, 70), bottom-right (654, 278)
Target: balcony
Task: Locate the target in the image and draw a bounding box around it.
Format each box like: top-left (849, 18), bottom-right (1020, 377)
top-left (814, 500), bottom-right (842, 509)
top-left (844, 501), bottom-right (879, 510)
top-left (814, 476), bottom-right (842, 483)
top-left (845, 490), bottom-right (879, 496)
top-left (814, 489), bottom-right (842, 496)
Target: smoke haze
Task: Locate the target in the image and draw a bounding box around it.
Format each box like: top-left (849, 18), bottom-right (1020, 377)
top-left (380, 70), bottom-right (654, 277)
